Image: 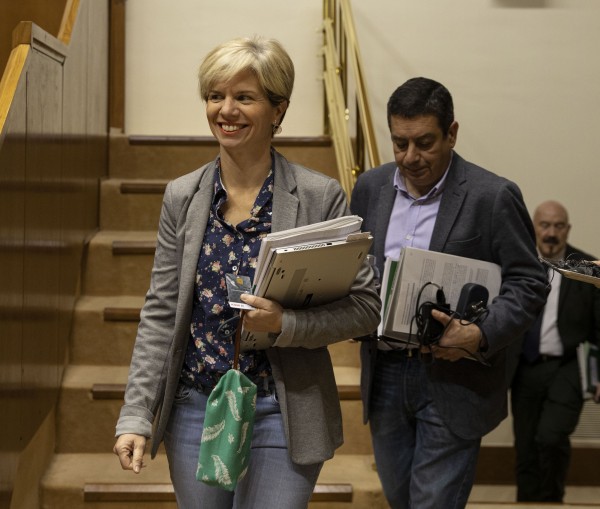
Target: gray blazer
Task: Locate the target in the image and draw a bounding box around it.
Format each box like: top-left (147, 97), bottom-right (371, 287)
top-left (116, 151), bottom-right (381, 465)
top-left (351, 152), bottom-right (548, 439)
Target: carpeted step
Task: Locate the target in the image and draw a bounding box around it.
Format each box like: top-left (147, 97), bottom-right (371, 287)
top-left (108, 134), bottom-right (337, 181)
top-left (70, 296), bottom-right (361, 368)
top-left (82, 230), bottom-right (155, 296)
top-left (70, 295), bottom-right (144, 366)
top-left (41, 452), bottom-right (385, 509)
top-left (42, 452), bottom-right (600, 509)
top-left (56, 365), bottom-right (372, 455)
top-left (100, 179), bottom-right (166, 231)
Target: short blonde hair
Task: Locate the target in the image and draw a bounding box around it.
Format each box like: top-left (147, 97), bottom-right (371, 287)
top-left (198, 36), bottom-right (294, 108)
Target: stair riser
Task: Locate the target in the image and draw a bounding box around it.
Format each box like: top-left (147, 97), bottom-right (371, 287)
top-left (100, 182), bottom-right (163, 231)
top-left (338, 400), bottom-right (372, 454)
top-left (42, 493), bottom-right (176, 509)
top-left (56, 386), bottom-right (371, 455)
top-left (83, 248), bottom-right (153, 296)
top-left (108, 136), bottom-right (337, 181)
top-left (109, 137), bottom-right (218, 180)
top-left (56, 390), bottom-right (121, 454)
top-left (71, 302), bottom-right (361, 368)
top-left (71, 308), bottom-right (137, 366)
top-left (41, 493), bottom-right (374, 509)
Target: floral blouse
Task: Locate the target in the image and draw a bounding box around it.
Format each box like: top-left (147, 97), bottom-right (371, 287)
top-left (181, 160), bottom-right (273, 389)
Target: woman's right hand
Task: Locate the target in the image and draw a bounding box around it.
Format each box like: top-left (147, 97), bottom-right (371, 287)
top-left (114, 433), bottom-right (147, 473)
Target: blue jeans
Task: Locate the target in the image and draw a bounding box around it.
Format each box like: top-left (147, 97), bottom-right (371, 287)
top-left (369, 350), bottom-right (481, 509)
top-left (163, 382), bottom-right (323, 509)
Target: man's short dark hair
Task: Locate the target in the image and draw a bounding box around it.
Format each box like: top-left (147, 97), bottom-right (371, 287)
top-left (387, 77), bottom-right (454, 135)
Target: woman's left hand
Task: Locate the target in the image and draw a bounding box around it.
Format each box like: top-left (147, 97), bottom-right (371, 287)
top-left (239, 294), bottom-right (283, 334)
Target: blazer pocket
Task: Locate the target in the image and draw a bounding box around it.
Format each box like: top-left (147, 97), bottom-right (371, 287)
top-left (445, 234), bottom-right (483, 257)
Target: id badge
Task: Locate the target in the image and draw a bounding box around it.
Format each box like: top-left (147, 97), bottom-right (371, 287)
top-left (225, 273), bottom-right (255, 310)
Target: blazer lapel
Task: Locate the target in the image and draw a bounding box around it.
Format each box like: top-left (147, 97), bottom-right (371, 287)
top-left (373, 176), bottom-right (396, 266)
top-left (271, 151), bottom-right (299, 232)
top-left (178, 163), bottom-right (216, 311)
top-left (429, 153), bottom-right (467, 253)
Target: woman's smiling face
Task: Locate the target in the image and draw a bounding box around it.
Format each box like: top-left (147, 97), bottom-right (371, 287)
top-left (205, 69), bottom-right (286, 154)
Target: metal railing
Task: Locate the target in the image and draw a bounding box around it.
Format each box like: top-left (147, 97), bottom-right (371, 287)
top-left (322, 0), bottom-right (380, 199)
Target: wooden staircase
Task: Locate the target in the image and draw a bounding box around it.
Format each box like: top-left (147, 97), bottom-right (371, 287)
top-left (40, 134), bottom-right (388, 508)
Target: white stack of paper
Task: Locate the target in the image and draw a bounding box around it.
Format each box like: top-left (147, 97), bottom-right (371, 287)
top-left (577, 342), bottom-right (600, 399)
top-left (381, 247), bottom-right (502, 344)
top-left (240, 215), bottom-right (373, 350)
top-left (252, 215), bottom-right (365, 294)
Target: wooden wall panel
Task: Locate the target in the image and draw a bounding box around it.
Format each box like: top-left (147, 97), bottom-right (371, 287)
top-left (109, 0), bottom-right (125, 131)
top-left (0, 80), bottom-right (27, 509)
top-left (0, 1), bottom-right (109, 508)
top-left (21, 48), bottom-right (64, 442)
top-left (59, 0), bottom-right (109, 363)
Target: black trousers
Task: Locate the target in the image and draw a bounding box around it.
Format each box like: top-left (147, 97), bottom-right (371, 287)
top-left (510, 355), bottom-right (583, 502)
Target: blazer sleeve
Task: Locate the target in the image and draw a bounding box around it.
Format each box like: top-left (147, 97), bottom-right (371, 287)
top-left (115, 182), bottom-right (180, 437)
top-left (274, 178), bottom-right (382, 349)
top-left (477, 180), bottom-right (548, 355)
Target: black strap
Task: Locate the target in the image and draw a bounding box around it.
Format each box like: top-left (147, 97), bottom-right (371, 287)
top-left (233, 310), bottom-right (245, 370)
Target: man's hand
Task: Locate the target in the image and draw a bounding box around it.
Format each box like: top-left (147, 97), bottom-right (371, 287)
top-left (239, 294), bottom-right (283, 334)
top-left (425, 309), bottom-right (482, 361)
top-left (114, 434), bottom-right (146, 473)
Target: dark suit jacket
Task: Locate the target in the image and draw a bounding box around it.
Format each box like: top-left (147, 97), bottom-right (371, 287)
top-left (511, 245), bottom-right (600, 394)
top-left (555, 245), bottom-right (600, 356)
top-left (351, 151), bottom-right (548, 439)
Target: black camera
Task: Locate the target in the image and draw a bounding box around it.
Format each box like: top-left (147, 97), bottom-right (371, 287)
top-left (455, 283), bottom-right (489, 321)
top-left (416, 283), bottom-right (488, 346)
top-left (418, 302), bottom-right (451, 345)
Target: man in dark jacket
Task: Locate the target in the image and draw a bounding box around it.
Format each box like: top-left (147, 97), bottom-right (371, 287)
top-left (511, 200), bottom-right (600, 503)
top-left (351, 77), bottom-right (548, 509)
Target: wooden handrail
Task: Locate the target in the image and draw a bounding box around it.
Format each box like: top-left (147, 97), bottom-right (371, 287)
top-left (1, 17), bottom-right (72, 140)
top-left (323, 18), bottom-right (356, 198)
top-left (322, 0), bottom-right (380, 199)
top-left (0, 44), bottom-right (29, 139)
top-left (338, 1), bottom-right (379, 169)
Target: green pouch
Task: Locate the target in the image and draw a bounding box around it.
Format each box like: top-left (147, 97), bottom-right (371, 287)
top-left (196, 369), bottom-right (257, 490)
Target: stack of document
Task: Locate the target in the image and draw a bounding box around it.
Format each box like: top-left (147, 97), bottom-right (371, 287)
top-left (241, 215), bottom-right (373, 350)
top-left (380, 247), bottom-right (502, 344)
top-left (577, 342), bottom-right (600, 400)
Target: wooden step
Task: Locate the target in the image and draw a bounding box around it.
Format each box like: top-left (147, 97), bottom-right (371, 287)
top-left (112, 239), bottom-right (156, 255)
top-left (70, 296), bottom-right (144, 365)
top-left (56, 361), bottom-right (372, 454)
top-left (82, 231), bottom-right (155, 296)
top-left (56, 365), bottom-right (372, 455)
top-left (103, 306), bottom-right (141, 322)
top-left (41, 453), bottom-right (384, 509)
top-left (119, 181), bottom-right (167, 194)
top-left (83, 482), bottom-right (353, 503)
top-left (100, 179), bottom-right (168, 231)
top-left (90, 381), bottom-right (361, 402)
top-left (108, 134), bottom-right (337, 181)
top-left (71, 295), bottom-right (360, 367)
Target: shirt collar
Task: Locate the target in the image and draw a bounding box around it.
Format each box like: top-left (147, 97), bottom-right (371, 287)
top-left (211, 155), bottom-right (275, 213)
top-left (393, 152), bottom-right (453, 201)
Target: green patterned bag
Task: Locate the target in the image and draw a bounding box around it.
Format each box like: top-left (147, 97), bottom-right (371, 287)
top-left (196, 314), bottom-right (257, 491)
